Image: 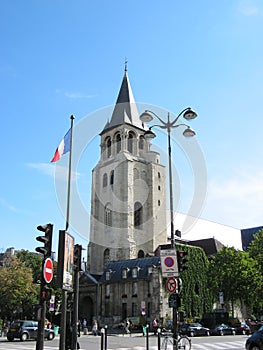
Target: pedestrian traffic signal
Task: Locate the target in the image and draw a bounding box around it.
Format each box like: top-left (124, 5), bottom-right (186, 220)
top-left (35, 224), bottom-right (53, 258)
top-left (177, 250), bottom-right (188, 272)
top-left (74, 244), bottom-right (82, 271)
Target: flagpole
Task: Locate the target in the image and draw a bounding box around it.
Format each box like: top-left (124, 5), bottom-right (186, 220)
top-left (66, 114), bottom-right (75, 231)
top-left (59, 114), bottom-right (75, 350)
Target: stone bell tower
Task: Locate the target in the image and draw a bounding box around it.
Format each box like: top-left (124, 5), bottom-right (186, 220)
top-left (87, 69), bottom-right (167, 275)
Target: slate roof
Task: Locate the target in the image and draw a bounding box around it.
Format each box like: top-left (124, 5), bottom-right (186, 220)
top-left (188, 238), bottom-right (224, 256)
top-left (101, 70), bottom-right (146, 133)
top-left (99, 256), bottom-right (161, 283)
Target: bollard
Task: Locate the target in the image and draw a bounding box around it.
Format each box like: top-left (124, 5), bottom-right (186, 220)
top-left (146, 324), bottom-right (149, 350)
top-left (157, 327), bottom-right (161, 350)
top-left (104, 325), bottom-right (108, 350)
top-left (101, 328), bottom-right (104, 350)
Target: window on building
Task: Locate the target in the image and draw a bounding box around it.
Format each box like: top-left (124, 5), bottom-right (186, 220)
top-left (132, 302), bottom-right (138, 317)
top-left (104, 248), bottom-right (110, 268)
top-left (122, 268), bottom-right (128, 279)
top-left (106, 271), bottom-right (111, 281)
top-left (158, 172), bottom-right (161, 179)
top-left (105, 206), bottom-right (112, 226)
top-left (122, 283), bottom-right (127, 298)
top-left (116, 133), bottom-right (121, 153)
top-left (105, 284), bottom-right (110, 298)
top-left (110, 170), bottom-right (114, 185)
top-left (106, 137), bottom-right (111, 158)
top-left (132, 282), bottom-right (138, 297)
top-left (158, 200), bottom-right (161, 206)
top-left (134, 201), bottom-right (143, 228)
top-left (139, 135), bottom-right (144, 150)
top-left (138, 250), bottom-right (144, 258)
top-left (103, 173), bottom-right (108, 187)
top-left (132, 267), bottom-right (138, 278)
top-left (128, 132), bottom-right (134, 153)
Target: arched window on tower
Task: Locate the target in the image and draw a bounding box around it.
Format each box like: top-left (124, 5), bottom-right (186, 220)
top-left (134, 201), bottom-right (143, 228)
top-left (110, 170), bottom-right (114, 185)
top-left (128, 132), bottom-right (135, 154)
top-left (103, 173), bottom-right (108, 187)
top-left (106, 137), bottom-right (111, 158)
top-left (138, 250), bottom-right (145, 258)
top-left (105, 205), bottom-right (112, 227)
top-left (104, 248), bottom-right (110, 268)
top-left (116, 133), bottom-right (121, 153)
top-left (139, 135), bottom-right (144, 150)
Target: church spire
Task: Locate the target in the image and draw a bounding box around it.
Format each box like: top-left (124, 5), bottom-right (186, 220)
top-left (102, 68), bottom-right (145, 133)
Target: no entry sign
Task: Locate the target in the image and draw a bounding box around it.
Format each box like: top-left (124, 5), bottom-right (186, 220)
top-left (43, 258), bottom-right (53, 283)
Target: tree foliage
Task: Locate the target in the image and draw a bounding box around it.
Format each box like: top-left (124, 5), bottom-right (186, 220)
top-left (0, 256), bottom-right (39, 320)
top-left (208, 246), bottom-right (262, 316)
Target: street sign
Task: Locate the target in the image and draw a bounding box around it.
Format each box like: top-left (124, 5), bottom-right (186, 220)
top-left (43, 257), bottom-right (53, 283)
top-left (160, 249), bottom-right (178, 277)
top-left (168, 293), bottom-right (181, 308)
top-left (166, 277), bottom-right (177, 294)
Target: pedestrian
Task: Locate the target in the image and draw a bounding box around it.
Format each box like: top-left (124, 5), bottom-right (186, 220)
top-left (153, 318), bottom-right (158, 335)
top-left (125, 319), bottom-right (130, 335)
top-left (92, 320), bottom-right (98, 336)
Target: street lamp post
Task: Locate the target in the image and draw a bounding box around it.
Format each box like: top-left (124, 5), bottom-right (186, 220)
top-left (140, 107), bottom-right (197, 347)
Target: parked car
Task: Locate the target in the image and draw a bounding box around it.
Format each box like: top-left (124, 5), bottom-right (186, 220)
top-left (235, 322), bottom-right (251, 335)
top-left (7, 320), bottom-right (55, 341)
top-left (246, 325), bottom-right (263, 350)
top-left (211, 323), bottom-right (236, 336)
top-left (180, 323), bottom-right (210, 337)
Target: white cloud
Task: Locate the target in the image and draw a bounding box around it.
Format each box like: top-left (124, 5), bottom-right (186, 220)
top-left (0, 197), bottom-right (19, 213)
top-left (27, 163), bottom-right (80, 182)
top-left (238, 1), bottom-right (261, 16)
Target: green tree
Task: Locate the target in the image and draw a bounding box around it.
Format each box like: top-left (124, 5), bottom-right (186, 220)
top-left (208, 246), bottom-right (262, 316)
top-left (0, 256), bottom-right (39, 320)
top-left (17, 249), bottom-right (42, 283)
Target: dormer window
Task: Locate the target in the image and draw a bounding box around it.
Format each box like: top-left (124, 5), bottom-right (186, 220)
top-left (132, 268), bottom-right (138, 278)
top-left (122, 268), bottom-right (128, 279)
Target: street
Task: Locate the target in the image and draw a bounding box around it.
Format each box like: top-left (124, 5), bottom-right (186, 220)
top-left (0, 333), bottom-right (248, 350)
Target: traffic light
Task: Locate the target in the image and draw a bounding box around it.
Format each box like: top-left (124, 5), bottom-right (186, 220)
top-left (177, 250), bottom-right (188, 272)
top-left (74, 244), bottom-right (82, 271)
top-left (35, 224), bottom-right (53, 258)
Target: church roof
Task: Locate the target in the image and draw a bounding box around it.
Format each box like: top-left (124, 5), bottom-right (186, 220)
top-left (99, 256), bottom-right (161, 283)
top-left (102, 70), bottom-right (145, 133)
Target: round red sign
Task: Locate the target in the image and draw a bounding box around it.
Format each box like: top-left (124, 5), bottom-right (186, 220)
top-left (43, 258), bottom-right (53, 283)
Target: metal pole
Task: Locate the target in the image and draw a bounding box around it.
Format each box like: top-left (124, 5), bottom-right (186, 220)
top-left (104, 325), bottom-right (108, 350)
top-left (166, 114), bottom-right (178, 349)
top-left (36, 266), bottom-right (46, 350)
top-left (60, 115), bottom-right (75, 350)
top-left (71, 269), bottom-right (79, 349)
top-left (59, 291), bottom-right (67, 350)
top-left (146, 324), bottom-right (149, 350)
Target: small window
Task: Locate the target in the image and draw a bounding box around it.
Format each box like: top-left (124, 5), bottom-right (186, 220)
top-left (116, 133), bottom-right (121, 153)
top-left (132, 268), bottom-right (138, 278)
top-left (158, 185), bottom-right (161, 190)
top-left (158, 200), bottom-right (161, 206)
top-left (106, 271), bottom-right (111, 281)
top-left (158, 172), bottom-right (161, 179)
top-left (132, 282), bottom-right (138, 296)
top-left (103, 173), bottom-right (108, 187)
top-left (105, 284), bottom-right (110, 297)
top-left (122, 268), bottom-right (128, 279)
top-left (139, 136), bottom-right (144, 150)
top-left (106, 138), bottom-right (111, 158)
top-left (110, 170), bottom-right (114, 185)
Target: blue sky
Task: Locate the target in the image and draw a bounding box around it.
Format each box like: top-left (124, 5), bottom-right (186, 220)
top-left (1, 0), bottom-right (263, 254)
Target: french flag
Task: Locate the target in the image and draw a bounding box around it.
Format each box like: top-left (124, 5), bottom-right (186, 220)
top-left (51, 129), bottom-right (71, 162)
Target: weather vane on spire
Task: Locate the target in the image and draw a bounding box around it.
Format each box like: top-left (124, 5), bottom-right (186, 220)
top-left (124, 57), bottom-right (128, 72)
